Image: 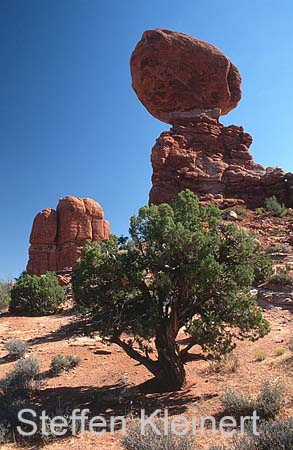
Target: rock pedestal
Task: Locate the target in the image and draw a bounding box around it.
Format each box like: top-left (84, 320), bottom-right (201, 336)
top-left (149, 115), bottom-right (292, 208)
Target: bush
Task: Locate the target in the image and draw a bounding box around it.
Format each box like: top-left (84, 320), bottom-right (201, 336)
top-left (255, 207), bottom-right (265, 215)
top-left (268, 266), bottom-right (293, 286)
top-left (121, 421), bottom-right (195, 450)
top-left (225, 418), bottom-right (293, 450)
top-left (9, 272), bottom-right (65, 316)
top-left (266, 243), bottom-right (291, 254)
top-left (0, 357), bottom-right (40, 397)
top-left (4, 339), bottom-right (28, 359)
top-left (220, 381), bottom-right (284, 422)
top-left (207, 353), bottom-right (239, 374)
top-left (255, 351), bottom-right (267, 362)
top-left (264, 196), bottom-right (287, 218)
top-left (50, 354), bottom-right (81, 376)
top-left (275, 347), bottom-right (285, 357)
top-left (0, 279), bottom-right (11, 311)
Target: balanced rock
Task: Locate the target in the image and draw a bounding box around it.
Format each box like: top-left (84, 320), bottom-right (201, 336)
top-left (27, 196), bottom-right (110, 276)
top-left (130, 29), bottom-right (242, 123)
top-left (131, 29), bottom-right (293, 209)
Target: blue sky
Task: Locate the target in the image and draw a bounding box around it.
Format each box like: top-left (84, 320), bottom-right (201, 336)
top-left (0, 0), bottom-right (292, 278)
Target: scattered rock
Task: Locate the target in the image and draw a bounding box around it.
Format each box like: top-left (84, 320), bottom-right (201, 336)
top-left (222, 210), bottom-right (238, 221)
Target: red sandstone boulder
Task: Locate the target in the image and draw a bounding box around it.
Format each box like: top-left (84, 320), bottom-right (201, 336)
top-left (130, 29), bottom-right (242, 122)
top-left (27, 196), bottom-right (110, 276)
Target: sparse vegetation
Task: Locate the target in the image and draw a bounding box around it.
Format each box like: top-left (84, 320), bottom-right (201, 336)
top-left (275, 347), bottom-right (285, 357)
top-left (268, 266), bottom-right (293, 286)
top-left (266, 243), bottom-right (291, 254)
top-left (264, 196), bottom-right (287, 218)
top-left (0, 279), bottom-right (11, 311)
top-left (0, 357), bottom-right (40, 398)
top-left (122, 421), bottom-right (195, 450)
top-left (9, 272), bottom-right (65, 316)
top-left (255, 207), bottom-right (265, 215)
top-left (220, 381), bottom-right (284, 422)
top-left (50, 354), bottom-right (81, 376)
top-left (73, 190), bottom-right (271, 391)
top-left (4, 338), bottom-right (28, 359)
top-left (209, 418), bottom-right (293, 450)
top-left (255, 351), bottom-right (267, 361)
top-left (207, 353), bottom-right (240, 374)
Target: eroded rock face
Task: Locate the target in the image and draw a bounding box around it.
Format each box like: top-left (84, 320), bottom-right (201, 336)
top-left (27, 196), bottom-right (110, 276)
top-left (130, 28), bottom-right (242, 122)
top-left (149, 115), bottom-right (292, 208)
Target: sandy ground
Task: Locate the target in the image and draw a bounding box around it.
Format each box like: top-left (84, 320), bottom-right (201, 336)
top-left (0, 305), bottom-right (292, 450)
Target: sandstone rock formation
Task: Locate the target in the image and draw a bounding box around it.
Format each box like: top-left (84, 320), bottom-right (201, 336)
top-left (130, 28), bottom-right (241, 122)
top-left (131, 29), bottom-right (293, 208)
top-left (27, 196), bottom-right (110, 277)
top-left (149, 115), bottom-right (293, 209)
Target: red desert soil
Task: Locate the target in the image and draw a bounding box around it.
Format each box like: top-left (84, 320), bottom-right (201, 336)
top-left (0, 305), bottom-right (292, 450)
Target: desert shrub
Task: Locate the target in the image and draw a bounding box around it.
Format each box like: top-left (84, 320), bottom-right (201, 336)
top-left (233, 417), bottom-right (293, 450)
top-left (121, 421), bottom-right (195, 450)
top-left (255, 207), bottom-right (265, 215)
top-left (220, 381), bottom-right (284, 422)
top-left (209, 419), bottom-right (293, 449)
top-left (9, 272), bottom-right (65, 316)
top-left (264, 196), bottom-right (287, 218)
top-left (4, 338), bottom-right (28, 359)
top-left (0, 357), bottom-right (40, 397)
top-left (275, 347), bottom-right (285, 357)
top-left (207, 353), bottom-right (239, 374)
top-left (268, 266), bottom-right (293, 286)
top-left (255, 351), bottom-right (267, 362)
top-left (266, 243), bottom-right (291, 254)
top-left (50, 354), bottom-right (81, 376)
top-left (0, 279), bottom-right (11, 311)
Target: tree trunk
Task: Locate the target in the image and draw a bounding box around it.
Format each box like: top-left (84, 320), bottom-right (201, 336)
top-left (155, 321), bottom-right (186, 391)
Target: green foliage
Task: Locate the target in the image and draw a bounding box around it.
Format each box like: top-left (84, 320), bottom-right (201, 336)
top-left (50, 354), bottom-right (81, 376)
top-left (255, 207), bottom-right (265, 215)
top-left (264, 196), bottom-right (287, 218)
top-left (220, 381), bottom-right (284, 422)
top-left (9, 272), bottom-right (65, 316)
top-left (0, 357), bottom-right (40, 398)
top-left (4, 338), bottom-right (28, 359)
top-left (0, 279), bottom-right (11, 310)
top-left (269, 266), bottom-right (293, 286)
top-left (73, 190), bottom-right (271, 389)
top-left (121, 421), bottom-right (195, 450)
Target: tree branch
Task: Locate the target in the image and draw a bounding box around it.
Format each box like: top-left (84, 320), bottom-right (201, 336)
top-left (111, 333), bottom-right (158, 376)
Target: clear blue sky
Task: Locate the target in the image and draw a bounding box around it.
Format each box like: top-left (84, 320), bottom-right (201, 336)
top-left (1, 0), bottom-right (292, 278)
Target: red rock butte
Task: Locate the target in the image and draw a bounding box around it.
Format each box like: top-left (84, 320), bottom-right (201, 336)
top-left (26, 196), bottom-right (110, 278)
top-left (131, 29), bottom-right (293, 208)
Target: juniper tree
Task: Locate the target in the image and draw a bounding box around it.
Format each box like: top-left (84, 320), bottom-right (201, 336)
top-left (73, 190), bottom-right (271, 391)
